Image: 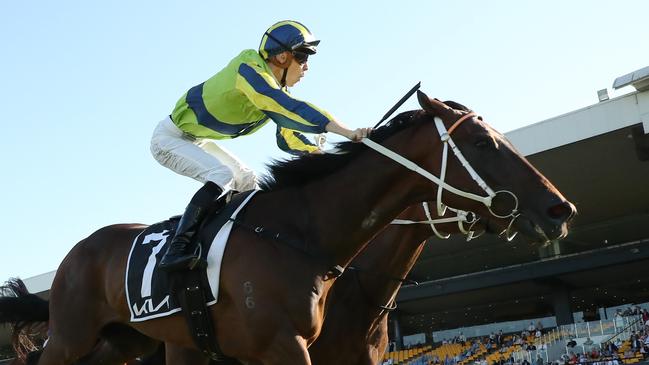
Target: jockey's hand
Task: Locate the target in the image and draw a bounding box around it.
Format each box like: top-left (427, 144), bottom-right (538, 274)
top-left (347, 127), bottom-right (372, 142)
top-left (325, 120), bottom-right (372, 143)
top-left (315, 133), bottom-right (327, 148)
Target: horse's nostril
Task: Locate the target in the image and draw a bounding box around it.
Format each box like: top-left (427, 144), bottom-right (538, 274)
top-left (548, 201), bottom-right (575, 221)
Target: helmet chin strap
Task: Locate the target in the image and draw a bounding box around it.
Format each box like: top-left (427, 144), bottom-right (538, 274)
top-left (280, 68), bottom-right (288, 87)
top-left (269, 53), bottom-right (293, 87)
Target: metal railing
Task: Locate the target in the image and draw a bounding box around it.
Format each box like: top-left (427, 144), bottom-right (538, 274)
top-left (513, 314), bottom-right (645, 364)
top-left (535, 315), bottom-right (643, 345)
top-left (605, 316), bottom-right (644, 345)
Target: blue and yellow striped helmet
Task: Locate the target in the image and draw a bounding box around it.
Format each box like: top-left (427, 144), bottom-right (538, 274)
top-left (259, 20), bottom-right (320, 60)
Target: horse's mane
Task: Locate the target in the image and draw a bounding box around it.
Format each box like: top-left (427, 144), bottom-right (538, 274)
top-left (259, 110), bottom-right (422, 191)
top-left (259, 100), bottom-right (471, 192)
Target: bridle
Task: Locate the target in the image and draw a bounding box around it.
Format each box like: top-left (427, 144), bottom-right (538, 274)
top-left (362, 110), bottom-right (520, 241)
top-left (322, 97), bottom-right (526, 312)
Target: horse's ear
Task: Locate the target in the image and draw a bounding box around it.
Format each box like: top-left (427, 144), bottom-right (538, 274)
top-left (417, 90), bottom-right (454, 117)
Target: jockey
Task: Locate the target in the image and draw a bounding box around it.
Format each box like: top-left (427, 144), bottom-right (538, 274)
top-left (151, 20), bottom-right (371, 271)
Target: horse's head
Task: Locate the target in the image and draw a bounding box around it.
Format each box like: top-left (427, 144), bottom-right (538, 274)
top-left (414, 91), bottom-right (576, 244)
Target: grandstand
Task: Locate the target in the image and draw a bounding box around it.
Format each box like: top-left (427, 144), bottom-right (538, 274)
top-left (383, 313), bottom-right (648, 365)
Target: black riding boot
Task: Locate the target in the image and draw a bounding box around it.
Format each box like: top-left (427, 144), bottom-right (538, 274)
top-left (159, 181), bottom-right (224, 271)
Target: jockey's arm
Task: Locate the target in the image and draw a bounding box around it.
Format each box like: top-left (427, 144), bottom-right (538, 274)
top-left (324, 119), bottom-right (371, 142)
top-left (236, 63), bottom-right (370, 141)
top-left (276, 126), bottom-right (320, 155)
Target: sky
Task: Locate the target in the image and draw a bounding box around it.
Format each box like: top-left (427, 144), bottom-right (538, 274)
top-left (1, 0), bottom-right (648, 282)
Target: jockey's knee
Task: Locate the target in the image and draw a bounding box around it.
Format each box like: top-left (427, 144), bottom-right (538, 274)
top-left (203, 168), bottom-right (234, 190)
top-left (236, 169), bottom-right (258, 191)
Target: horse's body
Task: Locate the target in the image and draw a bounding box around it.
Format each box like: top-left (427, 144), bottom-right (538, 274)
top-left (2, 93), bottom-right (575, 365)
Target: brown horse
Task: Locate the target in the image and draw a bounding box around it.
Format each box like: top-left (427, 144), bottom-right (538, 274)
top-left (0, 205), bottom-right (498, 365)
top-left (0, 204), bottom-right (491, 365)
top-left (1, 92), bottom-right (575, 365)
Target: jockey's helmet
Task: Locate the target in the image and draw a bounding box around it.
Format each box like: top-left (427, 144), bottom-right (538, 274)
top-left (258, 20), bottom-right (320, 60)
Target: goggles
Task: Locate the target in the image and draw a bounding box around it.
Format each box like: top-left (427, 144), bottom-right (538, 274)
top-left (292, 51), bottom-right (309, 65)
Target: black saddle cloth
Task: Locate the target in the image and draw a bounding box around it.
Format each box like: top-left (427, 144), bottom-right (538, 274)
top-left (125, 190), bottom-right (257, 321)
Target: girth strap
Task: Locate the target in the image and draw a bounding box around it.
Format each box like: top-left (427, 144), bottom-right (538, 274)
top-left (173, 271), bottom-right (233, 362)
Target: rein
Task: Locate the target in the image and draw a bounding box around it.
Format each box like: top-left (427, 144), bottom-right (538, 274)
top-left (232, 89), bottom-right (521, 284)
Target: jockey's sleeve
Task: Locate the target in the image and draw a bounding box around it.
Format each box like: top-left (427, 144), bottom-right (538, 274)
top-left (275, 126), bottom-right (319, 155)
top-left (235, 63), bottom-right (334, 134)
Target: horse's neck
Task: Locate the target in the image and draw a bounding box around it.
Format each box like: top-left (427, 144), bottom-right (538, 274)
top-left (352, 206), bottom-right (433, 309)
top-left (303, 152), bottom-right (425, 267)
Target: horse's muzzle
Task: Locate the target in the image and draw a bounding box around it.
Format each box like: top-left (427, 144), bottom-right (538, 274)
top-left (536, 200), bottom-right (577, 242)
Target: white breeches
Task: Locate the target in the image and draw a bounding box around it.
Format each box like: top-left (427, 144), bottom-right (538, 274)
top-left (150, 117), bottom-right (258, 191)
